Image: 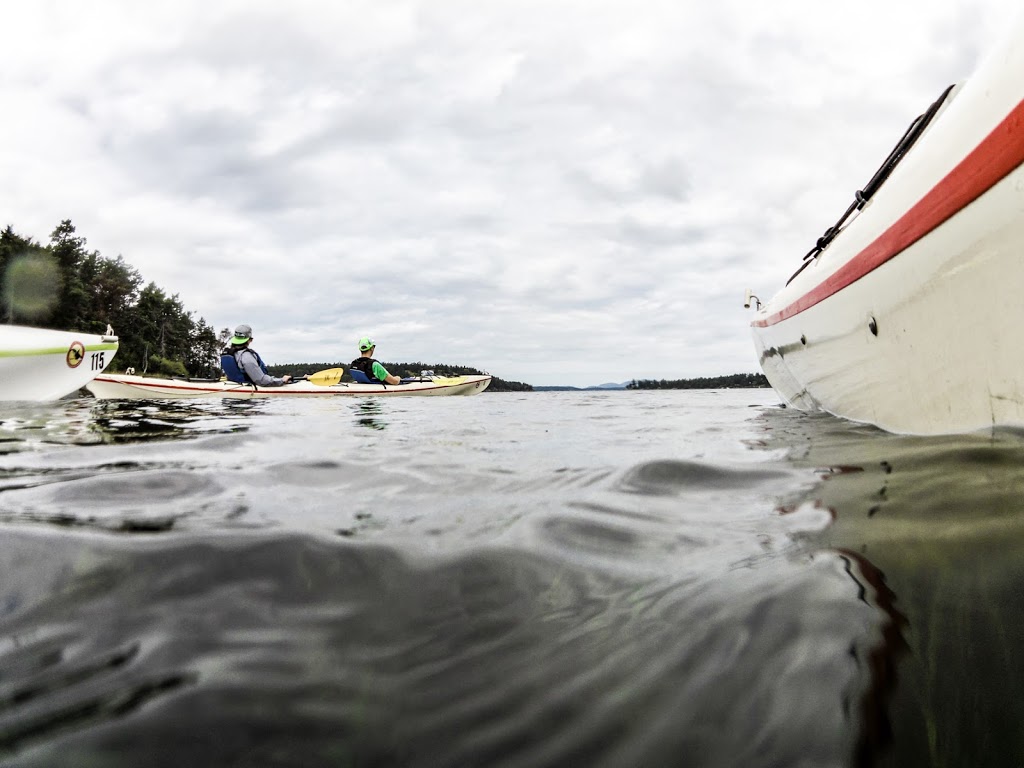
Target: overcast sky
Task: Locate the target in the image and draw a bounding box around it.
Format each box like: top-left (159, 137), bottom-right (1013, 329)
top-left (1, 1), bottom-right (1019, 385)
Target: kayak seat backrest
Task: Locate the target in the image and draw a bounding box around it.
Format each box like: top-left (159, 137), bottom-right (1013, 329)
top-left (349, 368), bottom-right (374, 384)
top-left (220, 352), bottom-right (247, 384)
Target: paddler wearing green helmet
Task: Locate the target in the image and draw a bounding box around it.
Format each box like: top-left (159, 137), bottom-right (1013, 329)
top-left (349, 337), bottom-right (401, 385)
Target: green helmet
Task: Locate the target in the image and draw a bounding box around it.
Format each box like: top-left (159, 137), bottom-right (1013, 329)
top-left (358, 337), bottom-right (375, 352)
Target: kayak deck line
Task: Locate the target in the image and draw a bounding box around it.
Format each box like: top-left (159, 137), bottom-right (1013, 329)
top-left (0, 341), bottom-right (120, 358)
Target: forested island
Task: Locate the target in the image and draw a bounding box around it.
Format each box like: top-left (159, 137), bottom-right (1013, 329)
top-left (627, 373), bottom-right (769, 389)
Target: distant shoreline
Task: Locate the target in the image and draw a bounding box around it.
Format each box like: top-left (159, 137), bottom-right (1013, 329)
top-left (532, 373), bottom-right (770, 391)
top-left (624, 372), bottom-right (769, 390)
top-left (535, 382), bottom-right (770, 393)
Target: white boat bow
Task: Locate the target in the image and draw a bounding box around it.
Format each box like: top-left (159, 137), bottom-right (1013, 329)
top-left (0, 324), bottom-right (119, 401)
top-left (748, 11), bottom-right (1024, 435)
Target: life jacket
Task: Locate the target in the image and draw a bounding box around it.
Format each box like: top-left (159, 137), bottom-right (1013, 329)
top-left (221, 346), bottom-right (268, 384)
top-left (349, 356), bottom-right (384, 383)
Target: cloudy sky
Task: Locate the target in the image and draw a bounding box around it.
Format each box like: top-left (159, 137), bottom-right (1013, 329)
top-left (1, 1), bottom-right (1019, 385)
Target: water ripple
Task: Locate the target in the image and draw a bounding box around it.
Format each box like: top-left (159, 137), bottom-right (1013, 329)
top-left (618, 459), bottom-right (792, 496)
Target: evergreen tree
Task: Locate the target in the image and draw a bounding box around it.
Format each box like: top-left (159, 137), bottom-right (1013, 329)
top-left (48, 219), bottom-right (89, 330)
top-left (185, 318), bottom-right (221, 378)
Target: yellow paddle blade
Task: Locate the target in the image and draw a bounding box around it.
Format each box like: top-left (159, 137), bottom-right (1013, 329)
top-left (306, 368), bottom-right (344, 386)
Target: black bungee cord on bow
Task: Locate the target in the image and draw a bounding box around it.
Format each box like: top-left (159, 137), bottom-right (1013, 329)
top-left (785, 82), bottom-right (957, 286)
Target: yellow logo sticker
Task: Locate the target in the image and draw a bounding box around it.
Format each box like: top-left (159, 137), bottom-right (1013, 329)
top-left (66, 341), bottom-right (85, 368)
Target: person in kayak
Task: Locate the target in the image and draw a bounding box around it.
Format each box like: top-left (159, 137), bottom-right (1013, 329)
top-left (221, 324), bottom-right (293, 386)
top-left (349, 337), bottom-right (401, 384)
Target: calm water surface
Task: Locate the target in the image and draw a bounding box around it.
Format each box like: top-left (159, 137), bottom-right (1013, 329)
top-left (0, 389), bottom-right (1020, 766)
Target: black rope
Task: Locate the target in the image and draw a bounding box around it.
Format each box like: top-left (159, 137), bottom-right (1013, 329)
top-left (786, 82), bottom-right (956, 285)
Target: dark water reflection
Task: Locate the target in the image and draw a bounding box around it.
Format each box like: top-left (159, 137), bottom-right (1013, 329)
top-left (763, 408), bottom-right (1024, 768)
top-left (0, 390), bottom-right (1001, 766)
top-left (0, 399), bottom-right (262, 451)
top-left (353, 401), bottom-right (388, 431)
top-left (88, 399), bottom-right (265, 443)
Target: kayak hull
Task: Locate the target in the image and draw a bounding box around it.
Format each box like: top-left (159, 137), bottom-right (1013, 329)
top-left (86, 373), bottom-right (492, 399)
top-left (0, 325), bottom-right (119, 401)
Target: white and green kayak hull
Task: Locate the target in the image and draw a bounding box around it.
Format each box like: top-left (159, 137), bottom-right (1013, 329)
top-left (0, 324), bottom-right (119, 401)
